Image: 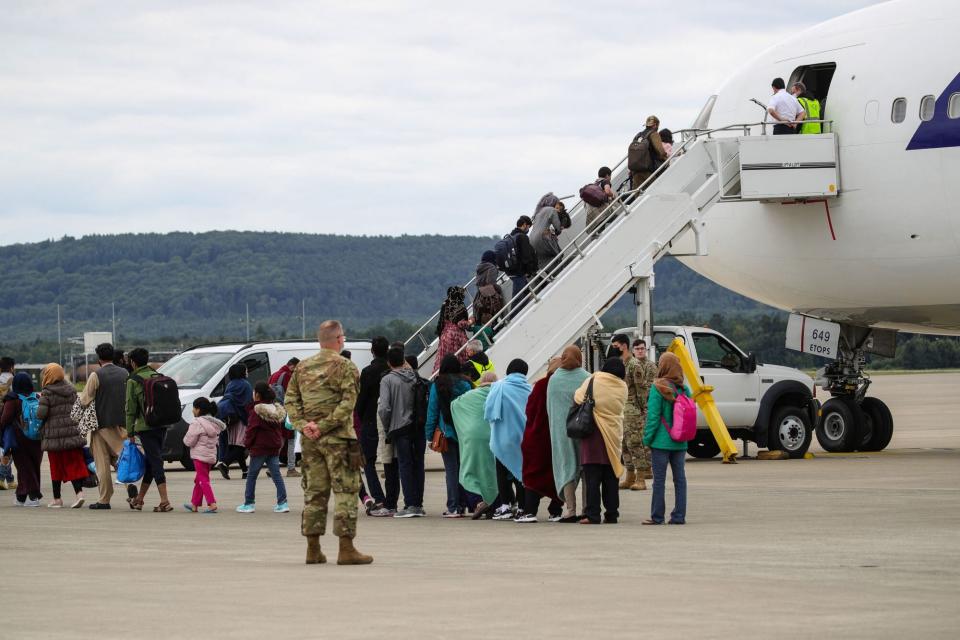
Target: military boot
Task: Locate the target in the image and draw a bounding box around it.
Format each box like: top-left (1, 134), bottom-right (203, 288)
top-left (337, 536), bottom-right (373, 565)
top-left (618, 470), bottom-right (636, 490)
top-left (305, 535), bottom-right (326, 565)
top-left (630, 476), bottom-right (647, 491)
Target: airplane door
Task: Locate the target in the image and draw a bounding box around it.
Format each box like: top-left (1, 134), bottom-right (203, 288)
top-left (690, 332), bottom-right (759, 427)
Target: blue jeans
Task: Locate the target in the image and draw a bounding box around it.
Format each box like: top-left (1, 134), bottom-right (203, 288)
top-left (651, 448), bottom-right (687, 524)
top-left (439, 439), bottom-right (480, 514)
top-left (0, 461), bottom-right (13, 482)
top-left (509, 275), bottom-right (530, 317)
top-left (393, 429), bottom-right (425, 509)
top-left (244, 455), bottom-right (287, 505)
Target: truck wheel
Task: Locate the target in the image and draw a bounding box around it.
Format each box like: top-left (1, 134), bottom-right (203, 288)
top-left (858, 397), bottom-right (894, 451)
top-left (816, 397), bottom-right (862, 452)
top-left (180, 450), bottom-right (195, 471)
top-left (768, 404), bottom-right (812, 458)
top-left (687, 432), bottom-right (721, 459)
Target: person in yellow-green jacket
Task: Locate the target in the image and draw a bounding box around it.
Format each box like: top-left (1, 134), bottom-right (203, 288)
top-left (791, 81), bottom-right (822, 134)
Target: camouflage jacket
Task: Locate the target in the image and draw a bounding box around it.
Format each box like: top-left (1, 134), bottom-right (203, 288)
top-left (625, 356), bottom-right (658, 412)
top-left (285, 348), bottom-right (360, 443)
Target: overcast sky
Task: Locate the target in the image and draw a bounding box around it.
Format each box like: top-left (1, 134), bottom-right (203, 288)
top-left (0, 0), bottom-right (884, 245)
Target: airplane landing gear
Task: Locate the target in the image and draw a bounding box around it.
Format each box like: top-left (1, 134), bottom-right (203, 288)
top-left (814, 324), bottom-right (895, 452)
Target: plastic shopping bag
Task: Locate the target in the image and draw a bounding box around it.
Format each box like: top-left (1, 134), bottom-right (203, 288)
top-left (116, 440), bottom-right (145, 484)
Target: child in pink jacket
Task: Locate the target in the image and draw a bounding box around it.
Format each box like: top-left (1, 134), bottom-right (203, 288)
top-left (182, 397), bottom-right (226, 513)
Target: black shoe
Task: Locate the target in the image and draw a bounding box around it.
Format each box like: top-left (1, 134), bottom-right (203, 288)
top-left (216, 463), bottom-right (230, 480)
top-left (603, 518), bottom-right (618, 524)
top-left (89, 502), bottom-right (111, 510)
top-left (126, 484), bottom-right (138, 500)
top-left (559, 515), bottom-right (579, 523)
top-left (241, 472), bottom-right (248, 480)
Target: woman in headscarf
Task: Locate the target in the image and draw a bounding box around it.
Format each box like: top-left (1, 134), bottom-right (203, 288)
top-left (36, 364), bottom-right (88, 508)
top-left (215, 363), bottom-right (253, 480)
top-left (518, 357), bottom-right (563, 523)
top-left (574, 357), bottom-right (627, 524)
top-left (0, 372), bottom-right (44, 506)
top-left (425, 354), bottom-right (477, 517)
top-left (433, 286), bottom-right (471, 374)
top-left (546, 346), bottom-right (590, 522)
top-left (450, 371), bottom-right (500, 518)
top-left (642, 352), bottom-right (690, 525)
top-left (474, 251), bottom-right (505, 330)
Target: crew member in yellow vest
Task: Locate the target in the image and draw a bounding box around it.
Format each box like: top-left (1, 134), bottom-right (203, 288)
top-left (462, 339), bottom-right (495, 387)
top-left (791, 81), bottom-right (822, 134)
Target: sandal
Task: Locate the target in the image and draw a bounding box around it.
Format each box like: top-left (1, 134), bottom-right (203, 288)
top-left (128, 498), bottom-right (143, 511)
top-left (641, 519), bottom-right (662, 525)
top-left (153, 502), bottom-right (173, 512)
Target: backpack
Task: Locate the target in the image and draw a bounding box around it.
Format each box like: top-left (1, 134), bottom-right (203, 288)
top-left (17, 393), bottom-right (42, 440)
top-left (132, 373), bottom-right (182, 428)
top-left (493, 233), bottom-right (520, 275)
top-left (628, 130), bottom-right (654, 172)
top-left (411, 376), bottom-right (430, 434)
top-left (664, 387), bottom-right (697, 442)
top-left (474, 285), bottom-right (504, 325)
top-left (579, 180), bottom-right (607, 207)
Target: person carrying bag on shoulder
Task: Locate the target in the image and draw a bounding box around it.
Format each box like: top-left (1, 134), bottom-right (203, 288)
top-left (642, 352), bottom-right (691, 525)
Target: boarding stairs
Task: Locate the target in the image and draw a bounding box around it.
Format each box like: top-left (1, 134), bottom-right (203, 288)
top-left (406, 125), bottom-right (839, 377)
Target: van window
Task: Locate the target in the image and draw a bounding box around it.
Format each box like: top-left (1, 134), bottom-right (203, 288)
top-left (949, 93), bottom-right (960, 119)
top-left (891, 98), bottom-right (907, 123)
top-left (692, 333), bottom-right (743, 372)
top-left (919, 95), bottom-right (936, 121)
top-left (159, 352), bottom-right (233, 389)
top-left (211, 351), bottom-right (271, 397)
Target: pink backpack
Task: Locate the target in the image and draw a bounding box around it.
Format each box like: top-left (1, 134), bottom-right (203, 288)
top-left (663, 387), bottom-right (697, 442)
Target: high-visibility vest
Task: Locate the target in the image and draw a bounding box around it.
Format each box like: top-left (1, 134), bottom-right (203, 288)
top-left (468, 358), bottom-right (495, 386)
top-left (797, 97), bottom-right (822, 134)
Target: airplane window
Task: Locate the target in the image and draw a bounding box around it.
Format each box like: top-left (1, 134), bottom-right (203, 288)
top-left (891, 98), bottom-right (907, 123)
top-left (949, 93), bottom-right (960, 119)
top-left (919, 95), bottom-right (936, 122)
top-left (864, 100), bottom-right (879, 125)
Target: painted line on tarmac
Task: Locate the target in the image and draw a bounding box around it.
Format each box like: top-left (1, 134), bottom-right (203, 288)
top-left (813, 447), bottom-right (955, 458)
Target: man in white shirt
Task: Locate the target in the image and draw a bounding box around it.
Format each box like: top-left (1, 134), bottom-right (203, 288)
top-left (767, 77), bottom-right (804, 134)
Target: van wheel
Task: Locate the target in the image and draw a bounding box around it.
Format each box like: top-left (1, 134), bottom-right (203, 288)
top-left (768, 404), bottom-right (812, 458)
top-left (180, 451), bottom-right (195, 471)
top-left (687, 432), bottom-right (721, 459)
top-left (816, 396), bottom-right (862, 452)
top-left (858, 397), bottom-right (894, 451)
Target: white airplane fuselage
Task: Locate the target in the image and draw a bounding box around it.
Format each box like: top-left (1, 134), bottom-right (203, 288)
top-left (677, 0), bottom-right (960, 335)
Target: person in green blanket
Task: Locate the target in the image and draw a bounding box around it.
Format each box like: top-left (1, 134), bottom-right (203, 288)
top-left (546, 346), bottom-right (591, 522)
top-left (451, 372), bottom-right (500, 520)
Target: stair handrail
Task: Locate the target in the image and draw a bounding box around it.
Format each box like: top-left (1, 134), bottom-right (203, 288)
top-left (403, 149), bottom-right (635, 355)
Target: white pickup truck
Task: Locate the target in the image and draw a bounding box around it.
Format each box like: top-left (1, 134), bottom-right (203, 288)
top-left (610, 325), bottom-right (818, 458)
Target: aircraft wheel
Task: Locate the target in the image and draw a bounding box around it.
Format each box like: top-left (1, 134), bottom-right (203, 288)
top-left (858, 397), bottom-right (894, 451)
top-left (768, 404), bottom-right (813, 458)
top-left (816, 396), bottom-right (862, 452)
top-left (687, 431), bottom-right (721, 459)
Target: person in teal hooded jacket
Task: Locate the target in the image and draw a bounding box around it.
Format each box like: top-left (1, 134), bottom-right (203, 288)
top-left (642, 352), bottom-right (690, 525)
top-left (426, 355), bottom-right (477, 517)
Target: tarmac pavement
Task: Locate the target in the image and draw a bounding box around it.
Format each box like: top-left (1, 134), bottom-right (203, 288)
top-left (2, 373), bottom-right (959, 639)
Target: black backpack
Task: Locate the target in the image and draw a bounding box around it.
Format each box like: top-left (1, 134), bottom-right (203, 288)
top-left (493, 233), bottom-right (520, 275)
top-left (628, 130), bottom-right (654, 172)
top-left (411, 375), bottom-right (430, 433)
top-left (132, 373), bottom-right (182, 428)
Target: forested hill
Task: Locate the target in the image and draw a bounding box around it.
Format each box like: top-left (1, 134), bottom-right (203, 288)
top-left (0, 231), bottom-right (769, 343)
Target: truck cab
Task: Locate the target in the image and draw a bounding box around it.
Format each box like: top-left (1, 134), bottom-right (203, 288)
top-left (613, 326), bottom-right (817, 458)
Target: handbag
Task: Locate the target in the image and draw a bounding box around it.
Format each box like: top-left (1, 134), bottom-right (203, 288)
top-left (116, 440), bottom-right (145, 484)
top-left (566, 376), bottom-right (597, 439)
top-left (430, 428), bottom-right (448, 454)
top-left (70, 397), bottom-right (99, 437)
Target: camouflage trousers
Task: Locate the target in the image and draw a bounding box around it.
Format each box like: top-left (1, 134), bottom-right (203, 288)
top-left (622, 409), bottom-right (651, 473)
top-left (300, 439), bottom-right (361, 539)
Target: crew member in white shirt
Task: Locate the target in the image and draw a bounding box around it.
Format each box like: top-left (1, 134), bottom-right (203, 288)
top-left (766, 77), bottom-right (804, 134)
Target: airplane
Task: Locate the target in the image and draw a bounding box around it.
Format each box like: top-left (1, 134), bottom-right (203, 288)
top-left (673, 0), bottom-right (960, 452)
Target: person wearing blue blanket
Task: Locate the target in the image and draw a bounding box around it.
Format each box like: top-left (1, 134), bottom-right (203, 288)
top-left (484, 359), bottom-right (532, 520)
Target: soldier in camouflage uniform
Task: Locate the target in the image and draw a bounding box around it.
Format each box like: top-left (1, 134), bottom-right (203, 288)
top-left (611, 334), bottom-right (657, 490)
top-left (285, 320), bottom-right (373, 566)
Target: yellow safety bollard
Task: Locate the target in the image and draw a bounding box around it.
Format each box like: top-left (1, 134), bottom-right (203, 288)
top-left (667, 337), bottom-right (739, 463)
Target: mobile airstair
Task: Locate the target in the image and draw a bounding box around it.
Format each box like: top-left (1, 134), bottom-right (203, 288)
top-left (405, 124), bottom-right (839, 377)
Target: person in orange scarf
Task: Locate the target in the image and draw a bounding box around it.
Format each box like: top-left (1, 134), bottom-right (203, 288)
top-left (574, 357), bottom-right (627, 524)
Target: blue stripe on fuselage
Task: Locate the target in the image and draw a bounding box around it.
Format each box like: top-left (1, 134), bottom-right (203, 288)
top-left (907, 72), bottom-right (960, 151)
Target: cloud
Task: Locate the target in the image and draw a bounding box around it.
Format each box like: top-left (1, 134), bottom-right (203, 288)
top-left (0, 0), bottom-right (885, 244)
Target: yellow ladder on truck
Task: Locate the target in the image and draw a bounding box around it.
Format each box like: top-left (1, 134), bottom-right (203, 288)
top-left (668, 337), bottom-right (739, 463)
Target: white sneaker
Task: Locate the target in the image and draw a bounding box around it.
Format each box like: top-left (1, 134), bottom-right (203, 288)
top-left (24, 498), bottom-right (41, 507)
top-left (548, 514), bottom-right (562, 522)
top-left (492, 505), bottom-right (515, 521)
top-left (515, 513), bottom-right (538, 523)
top-left (71, 496), bottom-right (85, 509)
